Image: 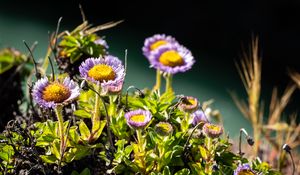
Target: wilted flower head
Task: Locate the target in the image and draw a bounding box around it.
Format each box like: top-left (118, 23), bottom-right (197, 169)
top-left (191, 110), bottom-right (208, 126)
top-left (79, 56), bottom-right (125, 89)
top-left (149, 44), bottom-right (195, 74)
top-left (125, 109), bottom-right (152, 129)
top-left (234, 164), bottom-right (256, 175)
top-left (178, 96), bottom-right (199, 113)
top-left (203, 123), bottom-right (223, 138)
top-left (143, 34), bottom-right (178, 58)
top-left (155, 122), bottom-right (173, 136)
top-left (32, 77), bottom-right (80, 109)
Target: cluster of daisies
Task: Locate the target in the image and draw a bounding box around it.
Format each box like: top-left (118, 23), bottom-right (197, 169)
top-left (31, 34), bottom-right (256, 175)
top-left (142, 34), bottom-right (195, 74)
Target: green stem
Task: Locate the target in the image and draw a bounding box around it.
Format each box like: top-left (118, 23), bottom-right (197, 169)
top-left (92, 85), bottom-right (101, 133)
top-left (153, 69), bottom-right (161, 91)
top-left (54, 106), bottom-right (65, 157)
top-left (136, 129), bottom-right (146, 173)
top-left (108, 95), bottom-right (116, 117)
top-left (99, 96), bottom-right (115, 152)
top-left (136, 129), bottom-right (144, 149)
top-left (165, 73), bottom-right (173, 93)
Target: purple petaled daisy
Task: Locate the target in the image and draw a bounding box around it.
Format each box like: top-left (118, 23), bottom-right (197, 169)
top-left (191, 110), bottom-right (208, 126)
top-left (234, 164), bottom-right (256, 175)
top-left (32, 77), bottom-right (80, 109)
top-left (148, 44), bottom-right (195, 74)
top-left (79, 56), bottom-right (125, 89)
top-left (125, 109), bottom-right (152, 129)
top-left (95, 38), bottom-right (109, 49)
top-left (142, 34), bottom-right (179, 58)
top-left (178, 96), bottom-right (199, 113)
top-left (203, 123), bottom-right (223, 138)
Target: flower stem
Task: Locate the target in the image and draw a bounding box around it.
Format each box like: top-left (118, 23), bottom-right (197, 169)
top-left (54, 106), bottom-right (65, 157)
top-left (99, 96), bottom-right (115, 152)
top-left (92, 85), bottom-right (101, 133)
top-left (136, 129), bottom-right (146, 173)
top-left (108, 95), bottom-right (116, 117)
top-left (136, 129), bottom-right (144, 149)
top-left (153, 69), bottom-right (161, 91)
top-left (165, 73), bottom-right (173, 93)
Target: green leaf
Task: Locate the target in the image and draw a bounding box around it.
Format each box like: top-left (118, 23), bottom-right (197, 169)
top-left (199, 146), bottom-right (208, 160)
top-left (40, 155), bottom-right (57, 164)
top-left (0, 49), bottom-right (24, 74)
top-left (36, 135), bottom-right (56, 147)
top-left (70, 50), bottom-right (83, 63)
top-left (174, 168), bottom-right (190, 175)
top-left (69, 126), bottom-right (79, 143)
top-left (71, 171), bottom-right (80, 175)
top-left (71, 168), bottom-right (91, 175)
top-left (74, 109), bottom-right (91, 118)
top-left (163, 166), bottom-right (171, 175)
top-left (0, 145), bottom-right (14, 162)
top-left (91, 120), bottom-right (107, 141)
top-left (79, 120), bottom-right (91, 140)
top-left (50, 139), bottom-right (61, 160)
top-left (0, 55), bottom-right (14, 74)
top-left (80, 168), bottom-right (91, 175)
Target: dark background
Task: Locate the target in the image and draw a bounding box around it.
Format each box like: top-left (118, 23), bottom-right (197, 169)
top-left (0, 0), bottom-right (299, 134)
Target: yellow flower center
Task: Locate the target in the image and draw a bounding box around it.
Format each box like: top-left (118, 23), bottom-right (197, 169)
top-left (156, 123), bottom-right (172, 135)
top-left (130, 114), bottom-right (146, 123)
top-left (188, 99), bottom-right (197, 105)
top-left (150, 40), bottom-right (168, 50)
top-left (88, 64), bottom-right (116, 82)
top-left (42, 82), bottom-right (71, 103)
top-left (238, 170), bottom-right (255, 175)
top-left (159, 50), bottom-right (184, 67)
top-left (207, 124), bottom-right (222, 132)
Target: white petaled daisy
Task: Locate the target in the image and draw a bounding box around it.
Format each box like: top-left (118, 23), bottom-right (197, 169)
top-left (32, 77), bottom-right (80, 109)
top-left (142, 34), bottom-right (179, 58)
top-left (79, 56), bottom-right (125, 89)
top-left (149, 44), bottom-right (195, 74)
top-left (124, 109), bottom-right (152, 129)
top-left (234, 164), bottom-right (256, 175)
top-left (203, 123), bottom-right (223, 138)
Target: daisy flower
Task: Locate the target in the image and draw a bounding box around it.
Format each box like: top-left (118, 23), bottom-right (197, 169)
top-left (125, 109), bottom-right (152, 129)
top-left (79, 56), bottom-right (125, 89)
top-left (32, 77), bottom-right (80, 109)
top-left (149, 44), bottom-right (195, 74)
